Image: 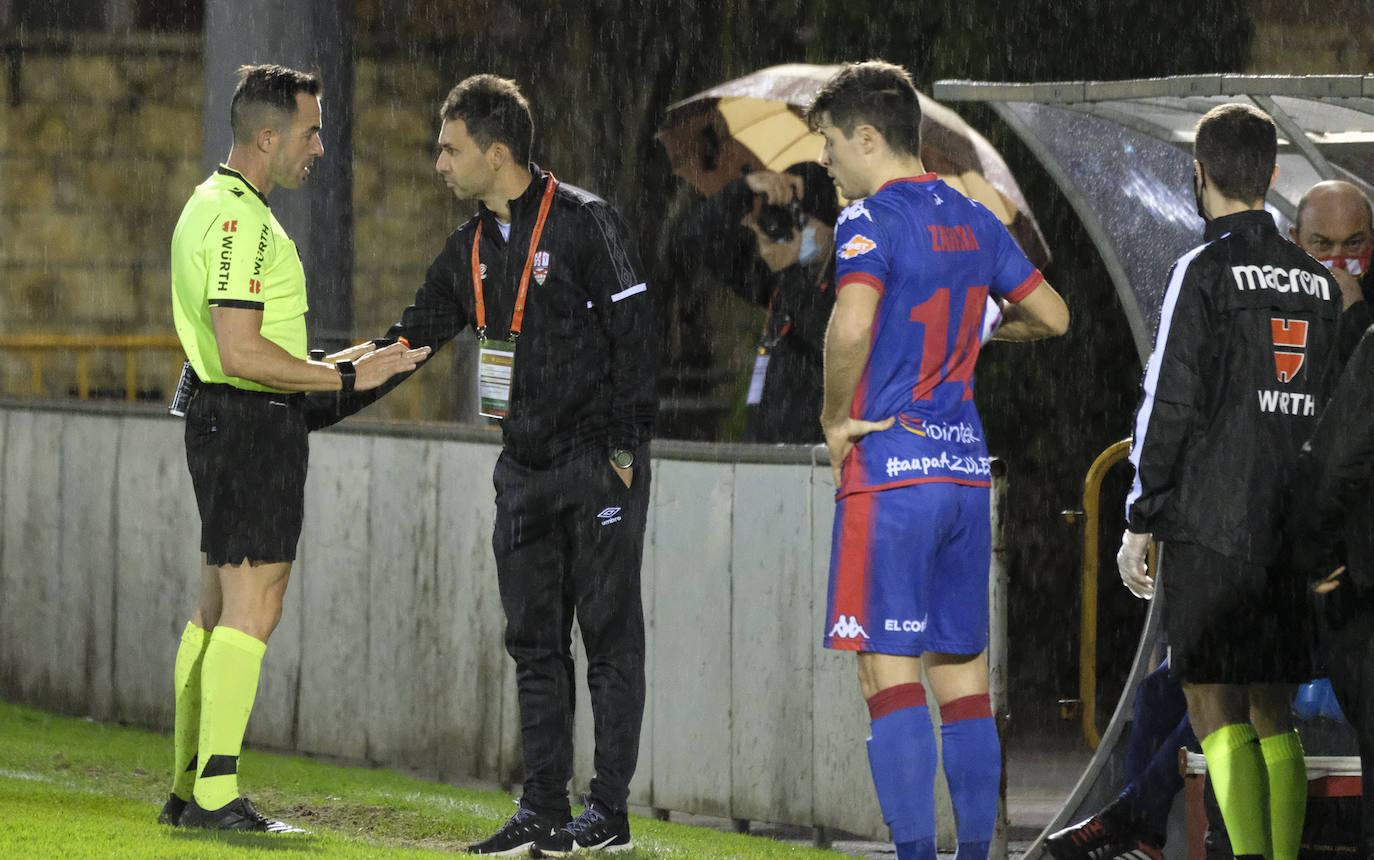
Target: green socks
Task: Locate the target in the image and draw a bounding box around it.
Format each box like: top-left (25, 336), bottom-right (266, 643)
top-left (170, 621), bottom-right (209, 800)
top-left (1261, 730), bottom-right (1307, 860)
top-left (1200, 723), bottom-right (1270, 858)
top-left (192, 625), bottom-right (267, 811)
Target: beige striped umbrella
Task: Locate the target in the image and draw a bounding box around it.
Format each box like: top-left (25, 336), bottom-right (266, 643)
top-left (658, 63), bottom-right (1052, 268)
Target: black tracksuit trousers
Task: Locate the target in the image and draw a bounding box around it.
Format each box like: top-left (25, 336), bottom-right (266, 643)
top-left (492, 444), bottom-right (650, 816)
top-left (1316, 584), bottom-right (1374, 854)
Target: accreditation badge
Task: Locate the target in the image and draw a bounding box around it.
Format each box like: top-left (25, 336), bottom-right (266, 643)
top-left (478, 339), bottom-right (517, 419)
top-left (746, 347), bottom-right (769, 406)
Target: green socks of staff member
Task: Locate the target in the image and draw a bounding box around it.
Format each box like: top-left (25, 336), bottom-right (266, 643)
top-left (170, 621), bottom-right (209, 801)
top-left (170, 623), bottom-right (268, 810)
top-left (1200, 723), bottom-right (1306, 860)
top-left (1262, 730), bottom-right (1306, 860)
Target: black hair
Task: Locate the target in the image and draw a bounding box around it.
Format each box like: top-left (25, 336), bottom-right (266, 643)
top-left (1194, 103), bottom-right (1276, 204)
top-left (230, 64), bottom-right (321, 144)
top-left (439, 74), bottom-right (533, 165)
top-left (805, 60), bottom-right (921, 158)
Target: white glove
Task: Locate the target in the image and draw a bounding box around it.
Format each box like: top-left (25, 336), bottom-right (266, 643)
top-left (1117, 530), bottom-right (1153, 599)
top-left (980, 296), bottom-right (1004, 344)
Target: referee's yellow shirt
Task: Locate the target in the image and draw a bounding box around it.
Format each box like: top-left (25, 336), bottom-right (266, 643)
top-left (171, 166), bottom-right (308, 392)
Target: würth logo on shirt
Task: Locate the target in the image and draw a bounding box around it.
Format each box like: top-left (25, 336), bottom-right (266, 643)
top-left (221, 220), bottom-right (238, 232)
top-left (1270, 317), bottom-right (1309, 383)
top-left (828, 614), bottom-right (869, 640)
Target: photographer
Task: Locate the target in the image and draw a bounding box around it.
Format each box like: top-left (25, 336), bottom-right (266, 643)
top-left (678, 162), bottom-right (839, 443)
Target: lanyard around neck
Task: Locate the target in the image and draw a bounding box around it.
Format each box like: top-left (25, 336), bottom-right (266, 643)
top-left (470, 174), bottom-right (558, 342)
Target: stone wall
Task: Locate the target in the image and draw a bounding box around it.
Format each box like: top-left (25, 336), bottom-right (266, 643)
top-left (0, 37), bottom-right (201, 399)
top-left (0, 35), bottom-right (466, 420)
top-left (1245, 0), bottom-right (1373, 73)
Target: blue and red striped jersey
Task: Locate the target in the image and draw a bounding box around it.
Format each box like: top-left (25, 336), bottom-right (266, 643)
top-left (833, 174), bottom-right (1043, 496)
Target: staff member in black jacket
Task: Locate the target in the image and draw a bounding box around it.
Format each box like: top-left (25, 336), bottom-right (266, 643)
top-left (334, 74), bottom-right (656, 856)
top-left (1116, 104), bottom-right (1340, 860)
top-left (1289, 324), bottom-right (1374, 851)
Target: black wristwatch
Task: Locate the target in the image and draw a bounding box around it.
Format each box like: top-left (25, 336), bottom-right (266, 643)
top-left (336, 360), bottom-right (356, 393)
top-left (611, 448), bottom-right (634, 469)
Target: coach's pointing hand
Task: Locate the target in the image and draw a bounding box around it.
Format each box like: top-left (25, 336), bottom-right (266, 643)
top-left (1117, 530), bottom-right (1154, 599)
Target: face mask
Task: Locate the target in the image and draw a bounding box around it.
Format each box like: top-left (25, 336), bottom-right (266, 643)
top-left (798, 224), bottom-right (822, 266)
top-left (1318, 250), bottom-right (1372, 278)
top-left (1193, 169), bottom-right (1209, 223)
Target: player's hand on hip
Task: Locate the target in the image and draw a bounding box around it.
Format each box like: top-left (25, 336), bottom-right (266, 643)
top-left (823, 415), bottom-right (895, 487)
top-left (353, 342), bottom-right (431, 391)
top-left (1116, 530), bottom-right (1154, 599)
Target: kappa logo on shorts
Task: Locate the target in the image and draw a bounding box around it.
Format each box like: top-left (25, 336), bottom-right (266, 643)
top-left (597, 506), bottom-right (622, 526)
top-left (828, 614), bottom-right (869, 640)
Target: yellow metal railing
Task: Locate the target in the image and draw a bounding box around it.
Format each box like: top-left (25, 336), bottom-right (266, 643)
top-left (0, 334), bottom-right (183, 402)
top-left (1061, 438), bottom-right (1157, 751)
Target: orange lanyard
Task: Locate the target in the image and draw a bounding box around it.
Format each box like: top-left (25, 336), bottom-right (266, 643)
top-left (470, 174), bottom-right (558, 343)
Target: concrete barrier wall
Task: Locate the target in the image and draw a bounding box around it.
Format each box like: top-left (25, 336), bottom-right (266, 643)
top-left (0, 399), bottom-right (1008, 843)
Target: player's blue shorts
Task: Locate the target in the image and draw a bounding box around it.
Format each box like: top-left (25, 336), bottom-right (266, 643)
top-left (824, 481), bottom-right (991, 655)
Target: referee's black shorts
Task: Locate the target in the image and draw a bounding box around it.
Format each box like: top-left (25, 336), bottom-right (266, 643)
top-left (1161, 541), bottom-right (1310, 685)
top-left (184, 383), bottom-right (308, 567)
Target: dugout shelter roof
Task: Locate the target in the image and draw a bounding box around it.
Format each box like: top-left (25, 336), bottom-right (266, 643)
top-left (933, 75), bottom-right (1374, 361)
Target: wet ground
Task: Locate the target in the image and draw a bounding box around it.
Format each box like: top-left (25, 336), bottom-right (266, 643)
top-left (647, 723), bottom-right (1095, 859)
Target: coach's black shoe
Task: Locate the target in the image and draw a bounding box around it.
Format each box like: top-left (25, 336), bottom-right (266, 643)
top-left (532, 796), bottom-right (633, 856)
top-left (467, 799), bottom-right (568, 856)
top-left (180, 795), bottom-right (306, 833)
top-left (157, 793), bottom-right (187, 826)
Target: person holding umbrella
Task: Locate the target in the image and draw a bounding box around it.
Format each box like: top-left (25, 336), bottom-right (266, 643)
top-left (808, 61), bottom-right (1068, 860)
top-left (674, 161), bottom-right (839, 443)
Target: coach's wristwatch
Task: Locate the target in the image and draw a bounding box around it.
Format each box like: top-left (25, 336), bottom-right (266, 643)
top-left (336, 360), bottom-right (356, 393)
top-left (611, 448), bottom-right (634, 469)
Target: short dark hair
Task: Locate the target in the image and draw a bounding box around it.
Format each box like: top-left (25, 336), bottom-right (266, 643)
top-left (439, 74), bottom-right (533, 165)
top-left (1193, 103), bottom-right (1276, 204)
top-left (805, 60), bottom-right (922, 158)
top-left (785, 161), bottom-right (839, 224)
top-left (230, 64), bottom-right (321, 145)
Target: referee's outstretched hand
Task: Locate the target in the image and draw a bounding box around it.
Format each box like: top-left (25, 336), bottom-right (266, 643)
top-left (354, 342), bottom-right (431, 390)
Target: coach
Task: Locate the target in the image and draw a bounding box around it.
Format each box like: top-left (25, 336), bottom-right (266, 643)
top-left (327, 74), bottom-right (657, 856)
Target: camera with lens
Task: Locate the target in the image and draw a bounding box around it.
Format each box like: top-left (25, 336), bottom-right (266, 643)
top-left (755, 197), bottom-right (806, 242)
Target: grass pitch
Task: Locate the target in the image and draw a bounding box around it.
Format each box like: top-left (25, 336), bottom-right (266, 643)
top-left (0, 700), bottom-right (851, 858)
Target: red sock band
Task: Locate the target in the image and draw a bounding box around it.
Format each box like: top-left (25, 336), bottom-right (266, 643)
top-left (939, 693), bottom-right (992, 723)
top-left (866, 682), bottom-right (926, 721)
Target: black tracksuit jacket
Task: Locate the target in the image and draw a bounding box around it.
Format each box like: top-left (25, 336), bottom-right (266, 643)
top-left (1126, 209), bottom-right (1342, 564)
top-left (324, 166), bottom-right (657, 468)
top-left (1288, 316), bottom-right (1374, 590)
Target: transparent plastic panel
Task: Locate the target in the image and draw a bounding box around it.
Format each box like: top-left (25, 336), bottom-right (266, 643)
top-left (1004, 102), bottom-right (1203, 350)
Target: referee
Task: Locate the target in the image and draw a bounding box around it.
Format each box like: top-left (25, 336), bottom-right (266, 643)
top-left (160, 64), bottom-right (427, 832)
top-left (1118, 104), bottom-right (1340, 860)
